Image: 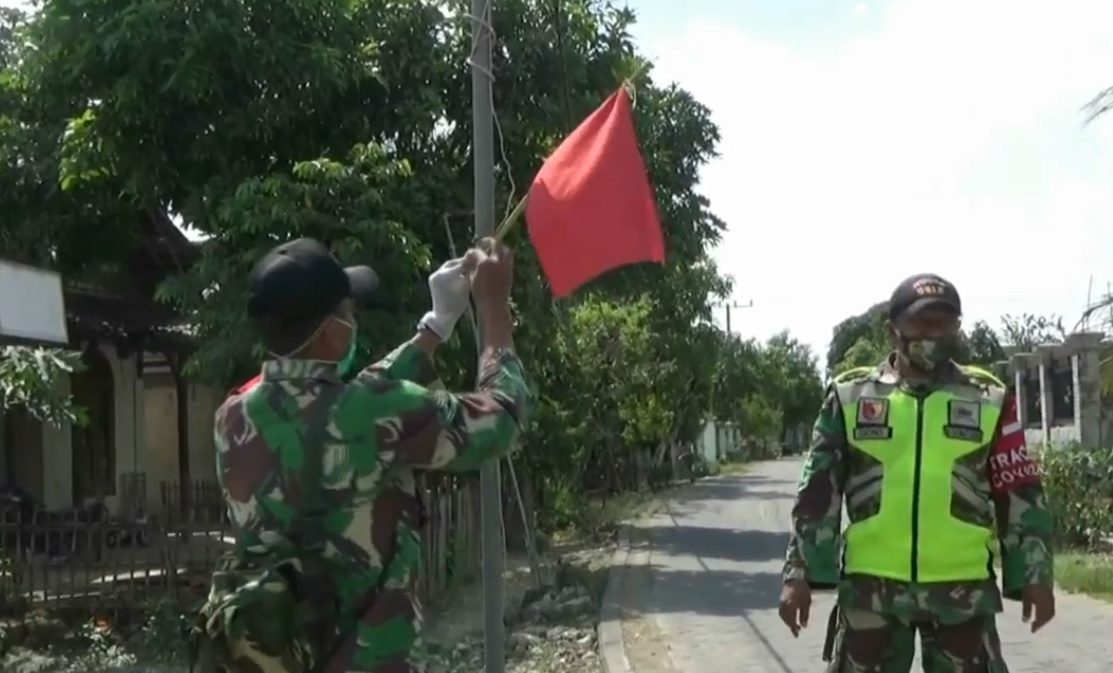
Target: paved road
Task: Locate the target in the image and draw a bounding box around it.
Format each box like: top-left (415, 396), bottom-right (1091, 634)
top-left (628, 457), bottom-right (1113, 673)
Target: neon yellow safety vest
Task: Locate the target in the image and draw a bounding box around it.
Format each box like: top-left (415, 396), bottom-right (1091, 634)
top-left (838, 369), bottom-right (1004, 583)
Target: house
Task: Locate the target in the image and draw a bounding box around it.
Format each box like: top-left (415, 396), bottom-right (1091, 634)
top-left (0, 215), bottom-right (225, 517)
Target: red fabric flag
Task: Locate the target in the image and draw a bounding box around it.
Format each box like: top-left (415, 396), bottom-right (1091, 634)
top-left (524, 88), bottom-right (664, 297)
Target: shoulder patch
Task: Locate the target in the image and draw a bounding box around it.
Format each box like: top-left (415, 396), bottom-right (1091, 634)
top-left (958, 364), bottom-right (1006, 390)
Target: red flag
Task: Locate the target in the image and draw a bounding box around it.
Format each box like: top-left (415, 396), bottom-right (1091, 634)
top-left (524, 88), bottom-right (664, 297)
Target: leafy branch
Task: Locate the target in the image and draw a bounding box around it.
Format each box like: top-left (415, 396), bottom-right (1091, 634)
top-left (0, 346), bottom-right (87, 427)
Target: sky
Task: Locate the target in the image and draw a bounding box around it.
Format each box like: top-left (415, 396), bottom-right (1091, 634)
top-left (630, 0), bottom-right (1113, 361)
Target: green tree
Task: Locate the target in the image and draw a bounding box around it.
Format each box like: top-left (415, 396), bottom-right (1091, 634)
top-left (1, 0), bottom-right (831, 535)
top-left (834, 337), bottom-right (886, 375)
top-left (709, 330), bottom-right (822, 455)
top-left (998, 313), bottom-right (1066, 350)
top-left (828, 308), bottom-right (1009, 372)
top-left (0, 347), bottom-right (86, 427)
top-left (763, 331), bottom-right (823, 433)
top-left (826, 302), bottom-right (888, 375)
top-left (961, 320), bottom-right (1006, 366)
top-left (1, 0), bottom-right (736, 529)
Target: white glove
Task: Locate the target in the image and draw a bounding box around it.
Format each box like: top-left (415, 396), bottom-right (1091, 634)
top-left (418, 254), bottom-right (476, 341)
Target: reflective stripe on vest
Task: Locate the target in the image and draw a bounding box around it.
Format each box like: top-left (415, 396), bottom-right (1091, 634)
top-left (841, 386), bottom-right (1001, 583)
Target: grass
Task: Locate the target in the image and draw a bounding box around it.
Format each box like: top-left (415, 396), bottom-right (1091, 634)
top-left (1056, 551), bottom-right (1113, 602)
top-left (594, 489), bottom-right (667, 525)
top-left (551, 489), bottom-right (667, 546)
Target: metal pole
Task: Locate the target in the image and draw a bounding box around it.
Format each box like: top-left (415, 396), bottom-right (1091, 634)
top-left (720, 300), bottom-right (753, 335)
top-left (470, 2), bottom-right (505, 673)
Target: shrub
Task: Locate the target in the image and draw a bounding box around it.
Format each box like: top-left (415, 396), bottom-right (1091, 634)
top-left (1038, 442), bottom-right (1113, 549)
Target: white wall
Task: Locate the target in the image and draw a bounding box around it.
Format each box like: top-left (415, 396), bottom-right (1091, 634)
top-left (26, 341), bottom-right (223, 514)
top-left (106, 342), bottom-right (145, 512)
top-left (40, 373), bottom-right (73, 508)
top-left (143, 375), bottom-right (223, 506)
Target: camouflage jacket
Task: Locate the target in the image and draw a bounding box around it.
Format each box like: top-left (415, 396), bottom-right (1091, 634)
top-left (206, 339), bottom-right (531, 672)
top-left (783, 354), bottom-right (1053, 624)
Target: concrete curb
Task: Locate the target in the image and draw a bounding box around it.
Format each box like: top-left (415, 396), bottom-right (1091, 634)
top-left (598, 524), bottom-right (634, 673)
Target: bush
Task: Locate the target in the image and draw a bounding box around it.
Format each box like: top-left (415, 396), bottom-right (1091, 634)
top-left (0, 599), bottom-right (190, 672)
top-left (1039, 443), bottom-right (1113, 549)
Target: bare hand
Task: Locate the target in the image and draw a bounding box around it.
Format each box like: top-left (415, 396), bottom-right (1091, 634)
top-left (471, 237), bottom-right (513, 308)
top-left (1022, 584), bottom-right (1055, 633)
top-left (778, 579), bottom-right (812, 637)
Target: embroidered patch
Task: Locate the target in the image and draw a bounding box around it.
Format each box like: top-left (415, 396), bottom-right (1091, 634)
top-left (857, 398), bottom-right (889, 425)
top-left (948, 400), bottom-right (981, 428)
top-left (944, 425), bottom-right (984, 442)
top-left (853, 426), bottom-right (893, 440)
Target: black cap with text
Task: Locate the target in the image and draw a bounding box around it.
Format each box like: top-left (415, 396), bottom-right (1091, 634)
top-left (888, 273), bottom-right (962, 322)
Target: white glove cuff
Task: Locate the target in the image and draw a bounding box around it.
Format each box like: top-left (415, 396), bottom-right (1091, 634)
top-left (418, 311), bottom-right (454, 342)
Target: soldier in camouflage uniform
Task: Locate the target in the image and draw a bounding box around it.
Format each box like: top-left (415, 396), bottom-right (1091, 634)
top-left (192, 237), bottom-right (530, 673)
top-left (778, 273), bottom-right (1055, 673)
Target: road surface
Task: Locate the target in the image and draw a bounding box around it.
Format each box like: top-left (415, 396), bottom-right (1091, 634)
top-left (622, 457), bottom-right (1113, 673)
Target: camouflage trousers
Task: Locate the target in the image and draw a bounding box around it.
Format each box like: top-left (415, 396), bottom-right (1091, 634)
top-left (826, 608), bottom-right (1008, 673)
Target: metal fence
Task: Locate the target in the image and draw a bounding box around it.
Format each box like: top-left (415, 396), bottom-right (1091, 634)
top-left (0, 475), bottom-right (481, 619)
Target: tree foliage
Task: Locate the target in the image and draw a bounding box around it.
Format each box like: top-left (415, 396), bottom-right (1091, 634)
top-left (998, 313), bottom-right (1066, 351)
top-left (712, 330), bottom-right (822, 449)
top-left (0, 347), bottom-right (87, 427)
top-left (826, 302), bottom-right (1012, 376)
top-left (0, 0), bottom-right (823, 529)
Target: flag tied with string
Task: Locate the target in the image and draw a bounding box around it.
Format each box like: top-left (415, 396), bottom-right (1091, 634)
top-left (523, 87), bottom-right (665, 297)
top-left (235, 83), bottom-right (665, 395)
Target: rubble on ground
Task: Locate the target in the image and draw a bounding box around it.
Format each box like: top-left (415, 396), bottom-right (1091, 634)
top-left (423, 583), bottom-right (602, 673)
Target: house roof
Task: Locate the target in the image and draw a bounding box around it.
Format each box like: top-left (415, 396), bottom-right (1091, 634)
top-left (65, 285), bottom-right (193, 352)
top-left (64, 211), bottom-right (200, 353)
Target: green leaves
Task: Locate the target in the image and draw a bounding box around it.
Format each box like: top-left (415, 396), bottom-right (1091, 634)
top-left (711, 330), bottom-right (823, 445)
top-left (0, 0), bottom-right (825, 532)
top-left (157, 140), bottom-right (428, 383)
top-left (1040, 443), bottom-right (1113, 549)
top-left (827, 307), bottom-right (1010, 374)
top-left (0, 346), bottom-right (88, 427)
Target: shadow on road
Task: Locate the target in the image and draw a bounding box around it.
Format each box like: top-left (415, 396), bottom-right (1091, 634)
top-left (625, 565), bottom-right (785, 617)
top-left (662, 473), bottom-right (796, 524)
top-left (618, 459), bottom-right (816, 673)
top-left (623, 563), bottom-right (805, 673)
top-left (668, 472), bottom-right (797, 506)
top-left (634, 524), bottom-right (789, 564)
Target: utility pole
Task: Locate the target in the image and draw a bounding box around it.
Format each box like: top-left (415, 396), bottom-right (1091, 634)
top-left (719, 300), bottom-right (753, 334)
top-left (470, 2), bottom-right (505, 673)
top-left (709, 299), bottom-right (752, 442)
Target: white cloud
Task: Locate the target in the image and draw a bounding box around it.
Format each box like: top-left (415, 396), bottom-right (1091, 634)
top-left (638, 0), bottom-right (1113, 363)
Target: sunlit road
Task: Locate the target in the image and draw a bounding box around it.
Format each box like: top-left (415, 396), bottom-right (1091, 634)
top-left (628, 457), bottom-right (1113, 673)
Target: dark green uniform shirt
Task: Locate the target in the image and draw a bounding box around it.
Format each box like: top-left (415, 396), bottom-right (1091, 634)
top-left (213, 340), bottom-right (531, 671)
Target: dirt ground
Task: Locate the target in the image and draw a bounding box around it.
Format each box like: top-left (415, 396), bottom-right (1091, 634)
top-left (422, 537), bottom-right (617, 673)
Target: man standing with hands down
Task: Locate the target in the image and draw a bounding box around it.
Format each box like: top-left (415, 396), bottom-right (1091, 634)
top-left (778, 273), bottom-right (1055, 673)
top-left (192, 237), bottom-right (530, 673)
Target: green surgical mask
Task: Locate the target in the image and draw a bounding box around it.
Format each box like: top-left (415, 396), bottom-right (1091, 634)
top-left (336, 320), bottom-right (358, 378)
